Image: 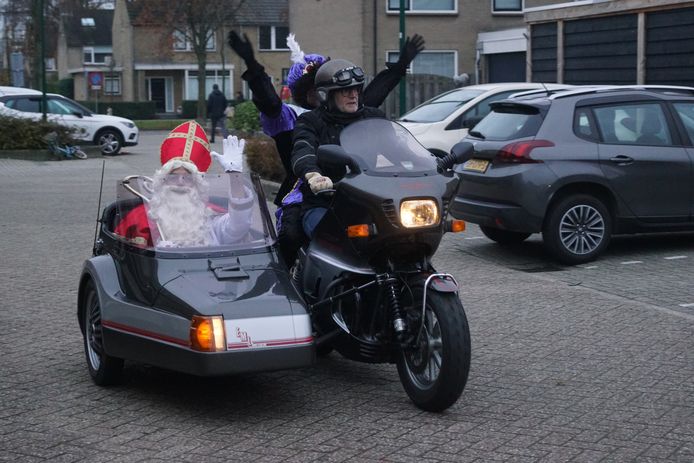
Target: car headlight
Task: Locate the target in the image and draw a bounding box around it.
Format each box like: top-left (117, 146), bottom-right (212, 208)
top-left (122, 122), bottom-right (135, 129)
top-left (400, 199), bottom-right (439, 228)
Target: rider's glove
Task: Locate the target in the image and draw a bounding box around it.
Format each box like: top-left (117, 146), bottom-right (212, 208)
top-left (211, 135), bottom-right (245, 173)
top-left (305, 172), bottom-right (333, 194)
top-left (228, 31), bottom-right (256, 64)
top-left (388, 34), bottom-right (425, 75)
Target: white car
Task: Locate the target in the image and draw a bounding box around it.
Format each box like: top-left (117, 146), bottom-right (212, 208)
top-left (0, 92), bottom-right (139, 155)
top-left (398, 83), bottom-right (572, 157)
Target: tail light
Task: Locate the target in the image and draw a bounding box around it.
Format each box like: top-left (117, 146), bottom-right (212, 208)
top-left (496, 140), bottom-right (554, 164)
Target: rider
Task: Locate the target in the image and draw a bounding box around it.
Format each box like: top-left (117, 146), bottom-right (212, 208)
top-left (114, 121), bottom-right (253, 248)
top-left (228, 31), bottom-right (425, 206)
top-left (291, 59), bottom-right (386, 239)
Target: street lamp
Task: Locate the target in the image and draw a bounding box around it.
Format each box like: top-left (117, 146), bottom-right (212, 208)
top-left (399, 0), bottom-right (406, 116)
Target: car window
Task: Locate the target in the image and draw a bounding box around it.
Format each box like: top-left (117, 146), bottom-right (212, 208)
top-left (6, 97), bottom-right (40, 113)
top-left (573, 108), bottom-right (597, 140)
top-left (468, 105), bottom-right (543, 141)
top-left (447, 90), bottom-right (524, 130)
top-left (593, 103), bottom-right (672, 146)
top-left (399, 89), bottom-right (484, 123)
top-left (46, 98), bottom-right (73, 115)
top-left (672, 102), bottom-right (694, 143)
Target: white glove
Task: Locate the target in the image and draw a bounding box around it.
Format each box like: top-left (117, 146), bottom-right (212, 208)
top-left (211, 135), bottom-right (245, 172)
top-left (305, 172), bottom-right (333, 194)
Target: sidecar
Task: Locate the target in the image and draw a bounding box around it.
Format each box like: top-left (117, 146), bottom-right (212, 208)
top-left (77, 172), bottom-right (314, 385)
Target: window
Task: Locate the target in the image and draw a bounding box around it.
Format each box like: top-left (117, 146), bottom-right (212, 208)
top-left (83, 47), bottom-right (111, 64)
top-left (259, 26), bottom-right (289, 51)
top-left (173, 29), bottom-right (216, 52)
top-left (673, 103), bottom-right (694, 143)
top-left (593, 103), bottom-right (672, 146)
top-left (105, 75), bottom-right (121, 95)
top-left (387, 51), bottom-right (456, 77)
top-left (6, 97), bottom-right (40, 113)
top-left (387, 0), bottom-right (456, 13)
top-left (573, 108), bottom-right (597, 140)
top-left (186, 70), bottom-right (231, 100)
top-left (492, 0), bottom-right (522, 13)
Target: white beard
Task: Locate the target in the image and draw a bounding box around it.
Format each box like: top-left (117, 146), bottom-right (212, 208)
top-left (148, 184), bottom-right (211, 247)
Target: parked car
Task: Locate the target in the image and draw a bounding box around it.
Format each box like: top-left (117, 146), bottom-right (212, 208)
top-left (397, 83), bottom-right (573, 157)
top-left (0, 93), bottom-right (138, 155)
top-left (450, 85), bottom-right (694, 264)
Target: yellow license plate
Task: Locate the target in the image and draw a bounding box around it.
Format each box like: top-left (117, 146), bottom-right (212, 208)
top-left (462, 158), bottom-right (489, 173)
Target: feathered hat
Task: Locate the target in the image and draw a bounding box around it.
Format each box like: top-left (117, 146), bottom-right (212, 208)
top-left (159, 120), bottom-right (211, 174)
top-left (285, 33), bottom-right (327, 107)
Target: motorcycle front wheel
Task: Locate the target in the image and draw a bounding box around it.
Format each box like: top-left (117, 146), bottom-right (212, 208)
top-left (396, 286), bottom-right (471, 412)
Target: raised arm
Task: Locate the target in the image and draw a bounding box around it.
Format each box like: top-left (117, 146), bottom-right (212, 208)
top-left (228, 31), bottom-right (283, 119)
top-left (363, 34), bottom-right (425, 108)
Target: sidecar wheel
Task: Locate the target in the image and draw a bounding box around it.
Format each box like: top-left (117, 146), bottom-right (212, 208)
top-left (396, 288), bottom-right (470, 412)
top-left (83, 281), bottom-right (123, 386)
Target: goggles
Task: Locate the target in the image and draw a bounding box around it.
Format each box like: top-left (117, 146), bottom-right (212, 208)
top-left (164, 173), bottom-right (195, 186)
top-left (332, 66), bottom-right (365, 86)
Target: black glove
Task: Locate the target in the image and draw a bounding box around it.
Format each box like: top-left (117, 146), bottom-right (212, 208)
top-left (228, 31), bottom-right (255, 64)
top-left (397, 33), bottom-right (425, 68)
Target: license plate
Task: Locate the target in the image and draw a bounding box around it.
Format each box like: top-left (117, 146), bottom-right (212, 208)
top-left (462, 158), bottom-right (489, 173)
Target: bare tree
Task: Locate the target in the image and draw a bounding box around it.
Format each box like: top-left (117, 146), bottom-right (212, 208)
top-left (130, 0), bottom-right (245, 120)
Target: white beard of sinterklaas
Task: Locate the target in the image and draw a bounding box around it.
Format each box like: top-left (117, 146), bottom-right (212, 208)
top-left (148, 182), bottom-right (211, 247)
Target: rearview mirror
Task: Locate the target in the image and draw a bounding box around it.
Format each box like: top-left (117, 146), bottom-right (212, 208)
top-left (437, 141), bottom-right (475, 171)
top-left (72, 111), bottom-right (84, 118)
top-left (317, 144), bottom-right (361, 174)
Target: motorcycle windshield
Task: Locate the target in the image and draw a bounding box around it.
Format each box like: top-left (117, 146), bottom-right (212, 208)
top-left (113, 172), bottom-right (273, 253)
top-left (339, 119), bottom-right (438, 175)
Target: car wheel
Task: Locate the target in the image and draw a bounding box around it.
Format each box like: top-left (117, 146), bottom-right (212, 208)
top-left (97, 129), bottom-right (123, 155)
top-left (479, 225), bottom-right (531, 245)
top-left (83, 280), bottom-right (123, 385)
top-left (542, 194), bottom-right (611, 265)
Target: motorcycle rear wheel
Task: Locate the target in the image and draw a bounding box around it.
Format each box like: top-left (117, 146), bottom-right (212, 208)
top-left (396, 287), bottom-right (470, 412)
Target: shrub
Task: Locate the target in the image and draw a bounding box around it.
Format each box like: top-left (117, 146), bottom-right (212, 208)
top-left (181, 100), bottom-right (198, 119)
top-left (0, 115), bottom-right (76, 149)
top-left (244, 133), bottom-right (284, 183)
top-left (231, 101), bottom-right (260, 132)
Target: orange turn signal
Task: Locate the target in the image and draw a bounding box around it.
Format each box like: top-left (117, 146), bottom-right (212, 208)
top-left (190, 315), bottom-right (226, 352)
top-left (450, 220), bottom-right (466, 233)
top-left (347, 224), bottom-right (370, 238)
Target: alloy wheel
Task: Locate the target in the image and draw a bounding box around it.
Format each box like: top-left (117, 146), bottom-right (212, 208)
top-left (559, 204), bottom-right (605, 255)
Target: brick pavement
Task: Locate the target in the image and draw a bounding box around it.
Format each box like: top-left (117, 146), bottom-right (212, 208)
top-left (0, 133), bottom-right (692, 462)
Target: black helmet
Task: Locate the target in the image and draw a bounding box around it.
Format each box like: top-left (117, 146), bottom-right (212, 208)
top-left (314, 59), bottom-right (365, 103)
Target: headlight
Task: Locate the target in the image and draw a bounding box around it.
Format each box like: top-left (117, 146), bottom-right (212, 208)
top-left (122, 122), bottom-right (135, 129)
top-left (400, 199), bottom-right (439, 228)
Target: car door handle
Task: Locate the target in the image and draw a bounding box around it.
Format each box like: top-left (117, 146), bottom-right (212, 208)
top-left (609, 155), bottom-right (634, 165)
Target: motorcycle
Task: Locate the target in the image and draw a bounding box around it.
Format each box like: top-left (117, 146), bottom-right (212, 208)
top-left (292, 118), bottom-right (474, 412)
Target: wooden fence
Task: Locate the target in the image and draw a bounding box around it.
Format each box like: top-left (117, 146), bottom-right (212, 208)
top-left (374, 74), bottom-right (458, 119)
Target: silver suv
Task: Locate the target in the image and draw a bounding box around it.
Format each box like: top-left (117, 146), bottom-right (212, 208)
top-left (451, 86), bottom-right (694, 265)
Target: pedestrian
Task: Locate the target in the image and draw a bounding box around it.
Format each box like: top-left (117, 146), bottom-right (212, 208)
top-left (207, 83), bottom-right (229, 143)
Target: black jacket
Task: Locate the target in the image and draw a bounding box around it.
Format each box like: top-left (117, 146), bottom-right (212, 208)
top-left (241, 61), bottom-right (408, 206)
top-left (291, 105), bottom-right (385, 210)
top-left (207, 89), bottom-right (228, 118)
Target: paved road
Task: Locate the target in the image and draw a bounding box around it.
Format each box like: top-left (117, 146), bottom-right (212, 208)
top-left (1, 132), bottom-right (692, 462)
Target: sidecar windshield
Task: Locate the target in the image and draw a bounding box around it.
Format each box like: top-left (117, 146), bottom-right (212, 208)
top-left (339, 119), bottom-right (438, 175)
top-left (112, 172), bottom-right (274, 253)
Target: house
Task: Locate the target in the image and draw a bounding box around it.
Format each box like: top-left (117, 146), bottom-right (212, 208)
top-left (526, 0), bottom-right (694, 86)
top-left (57, 9), bottom-right (115, 101)
top-left (288, 0), bottom-right (560, 86)
top-left (113, 0), bottom-right (291, 114)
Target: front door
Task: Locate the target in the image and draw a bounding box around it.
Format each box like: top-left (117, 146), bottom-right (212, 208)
top-left (149, 78), bottom-right (166, 112)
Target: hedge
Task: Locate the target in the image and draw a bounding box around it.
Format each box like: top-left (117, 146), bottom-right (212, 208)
top-left (77, 101), bottom-right (157, 120)
top-left (0, 115), bottom-right (76, 149)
